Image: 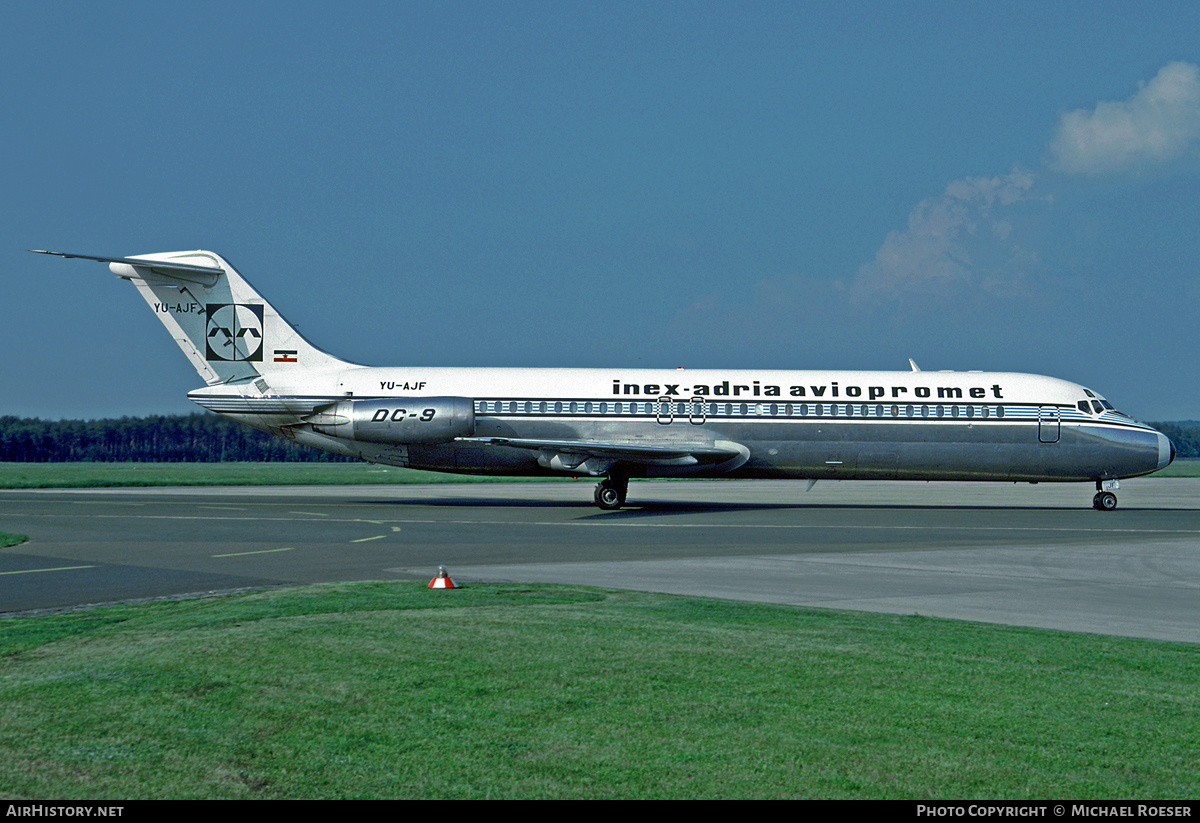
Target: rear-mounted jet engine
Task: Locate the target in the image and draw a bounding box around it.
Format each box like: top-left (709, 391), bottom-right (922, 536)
top-left (309, 397), bottom-right (475, 445)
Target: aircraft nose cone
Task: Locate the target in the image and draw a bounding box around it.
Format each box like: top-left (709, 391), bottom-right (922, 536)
top-left (1158, 432), bottom-right (1175, 470)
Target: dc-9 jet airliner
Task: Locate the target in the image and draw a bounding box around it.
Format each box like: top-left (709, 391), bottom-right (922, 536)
top-left (32, 249), bottom-right (1174, 511)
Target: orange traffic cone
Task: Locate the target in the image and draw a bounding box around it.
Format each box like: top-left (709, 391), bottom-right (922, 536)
top-left (428, 565), bottom-right (458, 589)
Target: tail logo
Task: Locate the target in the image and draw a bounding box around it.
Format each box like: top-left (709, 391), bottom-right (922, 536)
top-left (205, 304), bottom-right (264, 362)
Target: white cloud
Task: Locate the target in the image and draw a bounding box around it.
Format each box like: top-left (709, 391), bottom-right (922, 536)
top-left (1050, 61), bottom-right (1200, 175)
top-left (852, 167), bottom-right (1043, 306)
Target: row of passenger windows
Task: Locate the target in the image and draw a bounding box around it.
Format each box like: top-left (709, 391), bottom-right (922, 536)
top-left (476, 400), bottom-right (1008, 419)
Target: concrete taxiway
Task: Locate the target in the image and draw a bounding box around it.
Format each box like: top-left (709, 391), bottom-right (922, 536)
top-left (2, 478), bottom-right (1198, 642)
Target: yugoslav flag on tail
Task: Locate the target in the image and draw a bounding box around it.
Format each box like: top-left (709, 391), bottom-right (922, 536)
top-left (30, 249), bottom-right (350, 385)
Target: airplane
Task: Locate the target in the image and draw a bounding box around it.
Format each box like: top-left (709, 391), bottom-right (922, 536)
top-left (31, 248), bottom-right (1175, 511)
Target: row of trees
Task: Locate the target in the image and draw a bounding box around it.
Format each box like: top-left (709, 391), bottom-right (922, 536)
top-left (0, 414), bottom-right (351, 463)
top-left (1, 413), bottom-right (1196, 463)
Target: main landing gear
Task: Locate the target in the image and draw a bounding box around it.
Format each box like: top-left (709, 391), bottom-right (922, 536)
top-left (1093, 480), bottom-right (1118, 511)
top-left (593, 474), bottom-right (629, 510)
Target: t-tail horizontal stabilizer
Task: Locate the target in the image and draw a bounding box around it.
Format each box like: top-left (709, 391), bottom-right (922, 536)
top-left (29, 250), bottom-right (224, 278)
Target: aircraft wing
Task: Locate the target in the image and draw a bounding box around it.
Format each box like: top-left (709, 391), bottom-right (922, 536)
top-left (458, 436), bottom-right (749, 474)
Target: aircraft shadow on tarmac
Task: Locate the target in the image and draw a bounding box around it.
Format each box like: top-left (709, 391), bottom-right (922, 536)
top-left (346, 495), bottom-right (1162, 517)
top-left (353, 495), bottom-right (822, 513)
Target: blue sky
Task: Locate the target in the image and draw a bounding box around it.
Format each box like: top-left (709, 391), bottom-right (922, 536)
top-left (4, 1), bottom-right (1199, 420)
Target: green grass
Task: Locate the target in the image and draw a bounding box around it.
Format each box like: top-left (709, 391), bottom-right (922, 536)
top-left (2, 582), bottom-right (1198, 799)
top-left (1152, 458), bottom-right (1200, 477)
top-left (0, 532), bottom-right (26, 548)
top-left (0, 461), bottom-right (572, 489)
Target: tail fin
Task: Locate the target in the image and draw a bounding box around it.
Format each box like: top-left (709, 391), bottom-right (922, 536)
top-left (31, 249), bottom-right (351, 385)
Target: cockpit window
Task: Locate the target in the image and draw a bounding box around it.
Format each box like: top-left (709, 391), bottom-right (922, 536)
top-left (1081, 390), bottom-right (1129, 418)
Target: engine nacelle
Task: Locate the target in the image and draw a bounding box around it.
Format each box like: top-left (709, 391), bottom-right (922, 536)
top-left (309, 397), bottom-right (475, 445)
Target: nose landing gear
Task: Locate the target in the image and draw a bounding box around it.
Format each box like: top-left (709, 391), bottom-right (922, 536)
top-left (1093, 480), bottom-right (1118, 511)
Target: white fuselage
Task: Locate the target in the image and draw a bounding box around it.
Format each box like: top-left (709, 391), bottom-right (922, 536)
top-left (188, 365), bottom-right (1174, 483)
